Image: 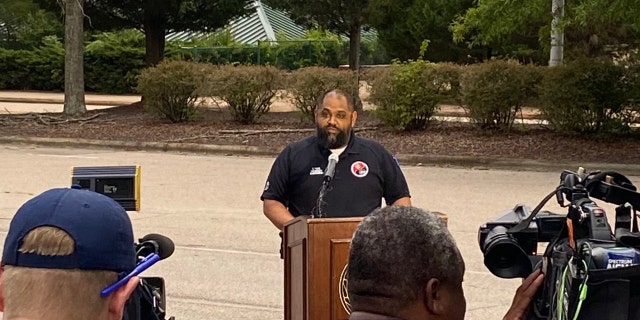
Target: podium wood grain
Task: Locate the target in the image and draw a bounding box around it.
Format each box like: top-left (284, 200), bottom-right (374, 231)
top-left (284, 216), bottom-right (363, 320)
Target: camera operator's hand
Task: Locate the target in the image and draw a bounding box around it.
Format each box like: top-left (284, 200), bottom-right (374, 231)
top-left (502, 269), bottom-right (545, 320)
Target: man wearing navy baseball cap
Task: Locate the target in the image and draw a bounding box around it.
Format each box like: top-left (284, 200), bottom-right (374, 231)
top-left (0, 187), bottom-right (139, 320)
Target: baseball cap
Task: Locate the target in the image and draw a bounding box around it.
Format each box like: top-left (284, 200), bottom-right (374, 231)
top-left (2, 187), bottom-right (136, 273)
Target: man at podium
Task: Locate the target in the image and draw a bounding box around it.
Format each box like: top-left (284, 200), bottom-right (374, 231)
top-left (260, 89), bottom-right (412, 231)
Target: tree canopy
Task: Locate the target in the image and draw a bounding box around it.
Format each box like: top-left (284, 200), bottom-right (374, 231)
top-left (451, 0), bottom-right (640, 61)
top-left (36, 0), bottom-right (252, 65)
top-left (368, 0), bottom-right (477, 62)
top-left (0, 0), bottom-right (61, 48)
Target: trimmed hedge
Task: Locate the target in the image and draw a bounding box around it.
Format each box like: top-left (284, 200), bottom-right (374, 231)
top-left (205, 65), bottom-right (284, 124)
top-left (369, 60), bottom-right (461, 131)
top-left (286, 67), bottom-right (359, 124)
top-left (0, 38), bottom-right (389, 93)
top-left (137, 60), bottom-right (210, 123)
top-left (460, 60), bottom-right (542, 130)
top-left (537, 58), bottom-right (635, 134)
top-left (0, 37), bottom-right (64, 91)
top-left (186, 39), bottom-right (389, 70)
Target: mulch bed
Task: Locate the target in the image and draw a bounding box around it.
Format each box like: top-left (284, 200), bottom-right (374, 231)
top-left (1, 103), bottom-right (639, 164)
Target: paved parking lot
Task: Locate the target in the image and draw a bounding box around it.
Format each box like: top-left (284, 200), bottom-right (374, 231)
top-left (1, 144), bottom-right (636, 319)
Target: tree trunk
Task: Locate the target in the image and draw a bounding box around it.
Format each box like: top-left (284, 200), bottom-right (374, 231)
top-left (63, 0), bottom-right (86, 116)
top-left (348, 22), bottom-right (363, 111)
top-left (143, 0), bottom-right (166, 67)
top-left (348, 23), bottom-right (361, 71)
top-left (549, 0), bottom-right (565, 66)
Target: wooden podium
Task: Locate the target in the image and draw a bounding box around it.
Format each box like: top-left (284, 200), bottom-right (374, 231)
top-left (283, 216), bottom-right (362, 320)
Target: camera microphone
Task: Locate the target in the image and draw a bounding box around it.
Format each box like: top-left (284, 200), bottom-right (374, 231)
top-left (136, 233), bottom-right (175, 260)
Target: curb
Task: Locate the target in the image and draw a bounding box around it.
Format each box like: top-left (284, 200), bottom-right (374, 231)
top-left (0, 97), bottom-right (139, 106)
top-left (0, 136), bottom-right (279, 156)
top-left (395, 153), bottom-right (640, 176)
top-left (2, 136), bottom-right (640, 176)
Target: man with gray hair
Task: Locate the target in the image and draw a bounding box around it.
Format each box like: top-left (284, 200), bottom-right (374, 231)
top-left (347, 205), bottom-right (544, 320)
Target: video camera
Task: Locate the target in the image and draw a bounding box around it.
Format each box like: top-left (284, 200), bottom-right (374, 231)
top-left (478, 167), bottom-right (640, 320)
top-left (125, 234), bottom-right (176, 320)
top-left (70, 166), bottom-right (175, 320)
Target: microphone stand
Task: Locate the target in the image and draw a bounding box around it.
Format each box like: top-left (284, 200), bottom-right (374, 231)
top-left (312, 153), bottom-right (339, 218)
top-left (312, 179), bottom-right (331, 218)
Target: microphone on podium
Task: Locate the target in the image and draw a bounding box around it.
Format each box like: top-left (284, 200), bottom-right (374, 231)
top-left (314, 154), bottom-right (340, 218)
top-left (324, 154), bottom-right (339, 182)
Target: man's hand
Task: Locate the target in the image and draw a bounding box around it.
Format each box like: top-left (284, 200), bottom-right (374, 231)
top-left (503, 269), bottom-right (545, 320)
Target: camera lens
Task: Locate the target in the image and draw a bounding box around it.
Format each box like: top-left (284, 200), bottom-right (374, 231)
top-left (483, 226), bottom-right (532, 278)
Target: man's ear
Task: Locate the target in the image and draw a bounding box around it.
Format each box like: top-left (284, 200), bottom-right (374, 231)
top-left (351, 110), bottom-right (358, 126)
top-left (0, 268), bottom-right (5, 311)
top-left (424, 278), bottom-right (444, 315)
top-left (108, 276), bottom-right (139, 320)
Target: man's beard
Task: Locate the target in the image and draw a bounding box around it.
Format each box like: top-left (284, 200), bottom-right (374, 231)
top-left (316, 124), bottom-right (351, 149)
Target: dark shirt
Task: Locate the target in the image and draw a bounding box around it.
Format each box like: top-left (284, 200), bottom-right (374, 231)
top-left (260, 133), bottom-right (410, 218)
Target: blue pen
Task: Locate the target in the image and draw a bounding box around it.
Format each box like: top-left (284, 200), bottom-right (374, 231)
top-left (100, 253), bottom-right (161, 297)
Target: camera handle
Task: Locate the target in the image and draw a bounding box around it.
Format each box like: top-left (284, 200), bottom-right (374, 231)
top-left (615, 203), bottom-right (638, 233)
top-left (509, 188), bottom-right (559, 233)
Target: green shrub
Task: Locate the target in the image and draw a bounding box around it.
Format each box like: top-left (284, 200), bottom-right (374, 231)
top-left (287, 67), bottom-right (359, 124)
top-left (0, 36), bottom-right (64, 91)
top-left (85, 48), bottom-right (146, 94)
top-left (0, 30), bottom-right (192, 94)
top-left (207, 65), bottom-right (283, 124)
top-left (359, 39), bottom-right (391, 65)
top-left (137, 60), bottom-right (209, 123)
top-left (0, 48), bottom-right (30, 89)
top-left (619, 61), bottom-right (640, 129)
top-left (186, 40), bottom-right (346, 70)
top-left (537, 58), bottom-right (632, 134)
top-left (84, 30), bottom-right (147, 94)
top-left (29, 38), bottom-right (65, 90)
top-left (369, 60), bottom-right (461, 131)
top-left (460, 60), bottom-right (542, 130)
top-left (189, 44), bottom-right (266, 65)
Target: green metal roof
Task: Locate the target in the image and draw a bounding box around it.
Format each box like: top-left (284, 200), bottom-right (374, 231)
top-left (166, 0), bottom-right (377, 45)
top-left (261, 4), bottom-right (306, 40)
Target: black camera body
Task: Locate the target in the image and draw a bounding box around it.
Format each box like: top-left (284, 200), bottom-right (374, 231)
top-left (478, 205), bottom-right (566, 278)
top-left (124, 237), bottom-right (175, 320)
top-left (479, 168), bottom-right (640, 320)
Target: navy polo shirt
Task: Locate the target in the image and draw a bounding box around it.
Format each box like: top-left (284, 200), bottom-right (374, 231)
top-left (260, 133), bottom-right (411, 218)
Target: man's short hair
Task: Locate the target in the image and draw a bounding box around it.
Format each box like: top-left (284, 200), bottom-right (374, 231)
top-left (316, 89), bottom-right (357, 112)
top-left (2, 226), bottom-right (120, 319)
top-left (347, 206), bottom-right (465, 314)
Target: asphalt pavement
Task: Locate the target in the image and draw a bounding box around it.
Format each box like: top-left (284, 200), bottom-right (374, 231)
top-left (3, 145), bottom-right (637, 319)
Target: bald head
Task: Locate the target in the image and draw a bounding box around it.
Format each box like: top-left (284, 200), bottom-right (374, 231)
top-left (316, 89), bottom-right (356, 112)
